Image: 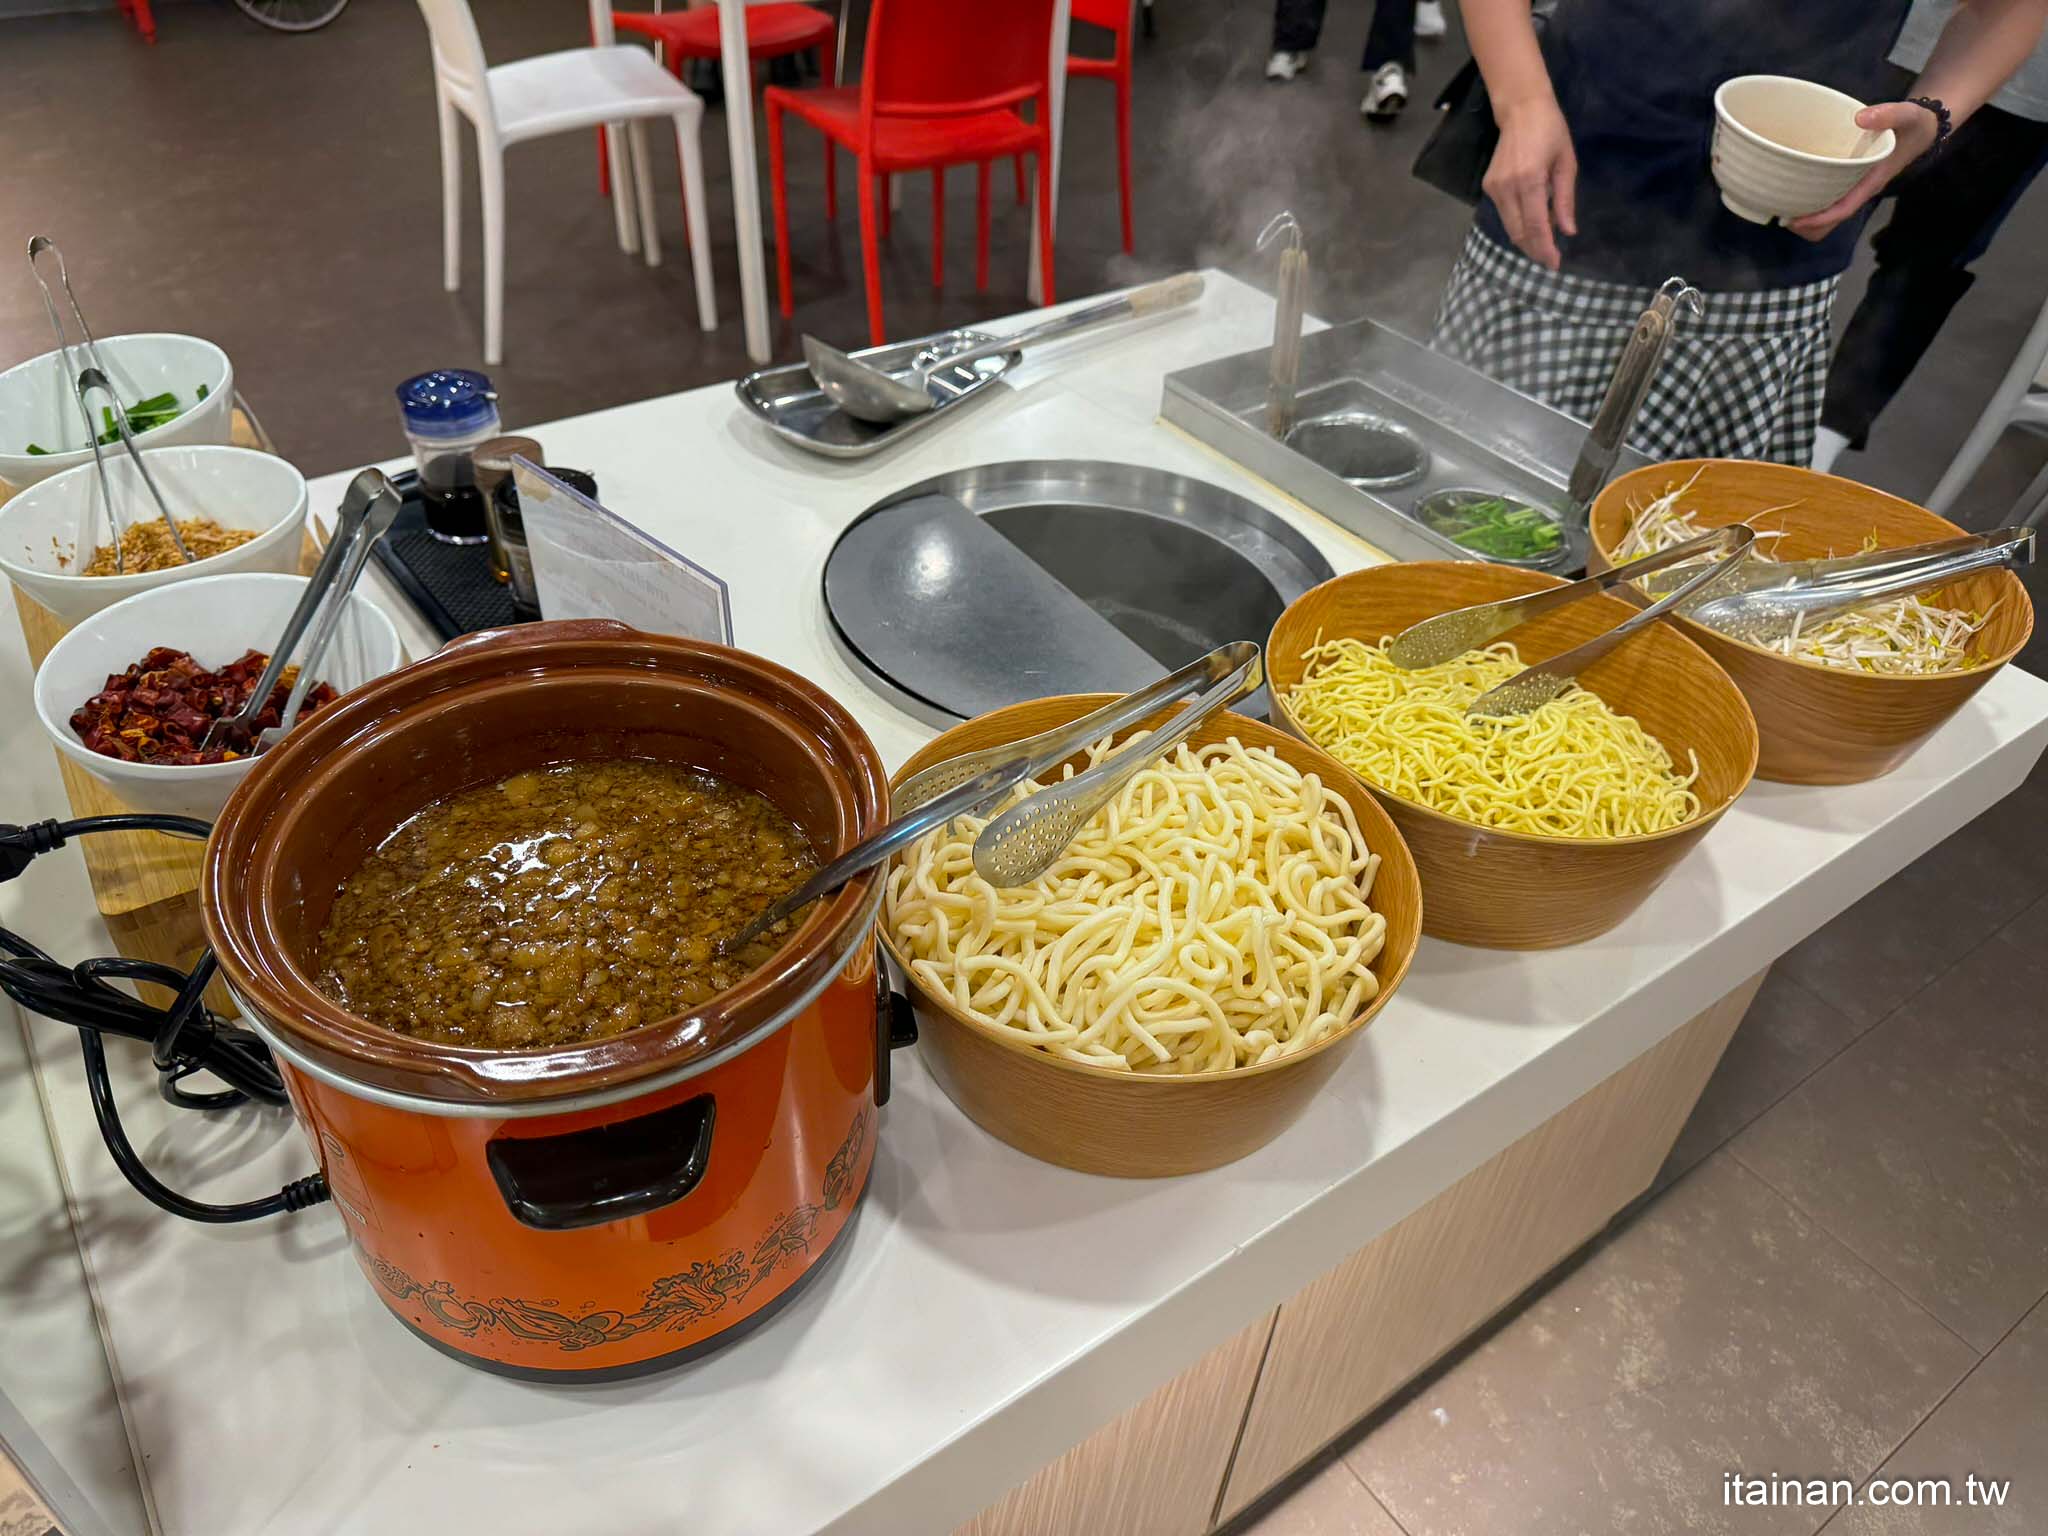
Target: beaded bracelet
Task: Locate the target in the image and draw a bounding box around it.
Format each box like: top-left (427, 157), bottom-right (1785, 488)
top-left (1911, 96), bottom-right (1953, 153)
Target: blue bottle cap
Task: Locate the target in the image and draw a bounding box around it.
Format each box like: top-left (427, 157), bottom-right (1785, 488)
top-left (396, 369), bottom-right (499, 439)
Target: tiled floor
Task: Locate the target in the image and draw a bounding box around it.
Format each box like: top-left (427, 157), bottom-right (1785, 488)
top-left (6, 3), bottom-right (2048, 1533)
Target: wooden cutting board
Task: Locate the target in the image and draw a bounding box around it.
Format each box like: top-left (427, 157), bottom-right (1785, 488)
top-left (6, 410), bottom-right (308, 1009)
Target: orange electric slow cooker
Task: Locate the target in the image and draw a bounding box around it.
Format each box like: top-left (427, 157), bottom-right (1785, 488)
top-left (203, 621), bottom-right (897, 1378)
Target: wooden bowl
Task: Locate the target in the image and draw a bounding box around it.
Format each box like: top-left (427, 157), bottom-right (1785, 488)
top-left (882, 699), bottom-right (1423, 1178)
top-left (1588, 459), bottom-right (2034, 784)
top-left (1266, 563), bottom-right (1758, 949)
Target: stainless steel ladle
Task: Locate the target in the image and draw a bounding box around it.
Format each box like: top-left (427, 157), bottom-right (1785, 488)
top-left (802, 273), bottom-right (1204, 424)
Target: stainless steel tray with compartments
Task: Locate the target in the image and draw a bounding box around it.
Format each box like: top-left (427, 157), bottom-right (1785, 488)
top-left (735, 328), bottom-right (1020, 459)
top-left (1161, 318), bottom-right (1650, 573)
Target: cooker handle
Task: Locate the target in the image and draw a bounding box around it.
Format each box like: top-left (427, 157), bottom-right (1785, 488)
top-left (874, 947), bottom-right (918, 1107)
top-left (434, 618), bottom-right (643, 660)
top-left (485, 1093), bottom-right (715, 1231)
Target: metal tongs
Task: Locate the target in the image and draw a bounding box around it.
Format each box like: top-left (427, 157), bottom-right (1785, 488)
top-left (718, 642), bottom-right (1263, 954)
top-left (1633, 526), bottom-right (2037, 648)
top-left (1385, 526), bottom-right (1755, 717)
top-left (1563, 277), bottom-right (1703, 525)
top-left (198, 469), bottom-right (402, 756)
top-left (75, 366), bottom-right (193, 568)
top-left (30, 236), bottom-right (192, 571)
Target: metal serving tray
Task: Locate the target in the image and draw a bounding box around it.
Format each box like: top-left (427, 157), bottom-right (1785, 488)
top-left (1162, 319), bottom-right (1650, 573)
top-left (736, 328), bottom-right (1020, 459)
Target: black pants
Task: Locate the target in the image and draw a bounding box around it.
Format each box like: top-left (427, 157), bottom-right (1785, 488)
top-left (1273, 0), bottom-right (1417, 72)
top-left (1822, 66), bottom-right (2048, 448)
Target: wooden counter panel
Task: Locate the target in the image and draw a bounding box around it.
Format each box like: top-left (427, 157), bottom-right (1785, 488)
top-left (1218, 972), bottom-right (1764, 1520)
top-left (957, 1309), bottom-right (1279, 1536)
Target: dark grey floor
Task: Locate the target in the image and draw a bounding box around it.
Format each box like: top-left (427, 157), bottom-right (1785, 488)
top-left (6, 3), bottom-right (2048, 1532)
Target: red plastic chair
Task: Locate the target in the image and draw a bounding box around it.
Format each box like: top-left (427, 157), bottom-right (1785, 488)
top-left (598, 3), bottom-right (838, 202)
top-left (1066, 0), bottom-right (1134, 252)
top-left (765, 0), bottom-right (1058, 344)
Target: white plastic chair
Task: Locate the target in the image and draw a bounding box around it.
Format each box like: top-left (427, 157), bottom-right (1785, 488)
top-left (1926, 289), bottom-right (2048, 525)
top-left (416, 0), bottom-right (715, 364)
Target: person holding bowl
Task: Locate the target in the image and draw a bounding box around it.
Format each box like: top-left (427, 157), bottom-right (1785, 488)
top-left (1430, 0), bottom-right (2048, 466)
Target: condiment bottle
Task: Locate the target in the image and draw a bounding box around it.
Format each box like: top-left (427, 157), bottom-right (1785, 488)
top-left (395, 369), bottom-right (501, 546)
top-left (473, 434), bottom-right (544, 585)
top-left (492, 466), bottom-right (598, 622)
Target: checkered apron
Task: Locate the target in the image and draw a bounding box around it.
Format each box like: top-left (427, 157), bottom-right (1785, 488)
top-left (1430, 229), bottom-right (1840, 465)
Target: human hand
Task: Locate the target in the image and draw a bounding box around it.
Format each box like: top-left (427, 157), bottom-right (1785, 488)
top-left (1784, 101), bottom-right (1943, 241)
top-left (1483, 97), bottom-right (1578, 270)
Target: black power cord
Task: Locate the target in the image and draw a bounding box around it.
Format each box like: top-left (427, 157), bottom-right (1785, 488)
top-left (1, 815), bottom-right (328, 1223)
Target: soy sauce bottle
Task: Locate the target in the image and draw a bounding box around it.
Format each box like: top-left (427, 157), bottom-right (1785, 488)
top-left (395, 369), bottom-right (501, 545)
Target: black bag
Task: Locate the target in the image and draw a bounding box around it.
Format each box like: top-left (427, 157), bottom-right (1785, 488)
top-left (1412, 56), bottom-right (1499, 206)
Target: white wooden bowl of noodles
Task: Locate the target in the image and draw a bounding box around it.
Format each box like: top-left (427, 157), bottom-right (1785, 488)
top-left (880, 696), bottom-right (1422, 1177)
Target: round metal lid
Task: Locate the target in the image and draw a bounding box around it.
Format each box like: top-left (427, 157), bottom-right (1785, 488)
top-left (822, 460), bottom-right (1335, 724)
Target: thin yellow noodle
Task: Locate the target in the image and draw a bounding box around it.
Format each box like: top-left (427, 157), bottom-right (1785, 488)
top-left (1285, 636), bottom-right (1698, 839)
top-left (884, 735), bottom-right (1387, 1074)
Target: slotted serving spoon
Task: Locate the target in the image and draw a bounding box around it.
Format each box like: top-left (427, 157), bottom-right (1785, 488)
top-left (802, 273), bottom-right (1205, 425)
top-left (719, 642), bottom-right (1263, 954)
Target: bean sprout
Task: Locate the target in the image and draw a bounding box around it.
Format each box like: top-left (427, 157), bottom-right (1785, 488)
top-left (1614, 480), bottom-right (1989, 676)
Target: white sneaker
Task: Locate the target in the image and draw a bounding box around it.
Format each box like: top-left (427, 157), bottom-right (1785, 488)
top-left (1265, 49), bottom-right (1310, 81)
top-left (1362, 63), bottom-right (1408, 120)
top-left (1416, 1), bottom-right (1447, 39)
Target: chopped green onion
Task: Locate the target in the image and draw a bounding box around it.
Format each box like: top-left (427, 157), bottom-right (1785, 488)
top-left (1420, 496), bottom-right (1563, 562)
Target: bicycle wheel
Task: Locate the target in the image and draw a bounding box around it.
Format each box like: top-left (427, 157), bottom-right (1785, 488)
top-left (232, 0), bottom-right (349, 32)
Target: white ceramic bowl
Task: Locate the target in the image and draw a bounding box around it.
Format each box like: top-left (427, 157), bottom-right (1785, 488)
top-left (34, 572), bottom-right (405, 821)
top-left (0, 333), bottom-right (235, 492)
top-left (0, 446), bottom-right (308, 626)
top-left (1711, 75), bottom-right (1895, 224)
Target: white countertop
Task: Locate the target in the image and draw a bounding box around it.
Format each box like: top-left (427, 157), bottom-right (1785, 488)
top-left (6, 273), bottom-right (2048, 1536)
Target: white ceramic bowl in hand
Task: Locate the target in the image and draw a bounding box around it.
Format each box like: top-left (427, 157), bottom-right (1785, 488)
top-left (0, 333), bottom-right (235, 492)
top-left (0, 445), bottom-right (308, 626)
top-left (34, 571), bottom-right (405, 822)
top-left (1711, 75), bottom-right (1895, 225)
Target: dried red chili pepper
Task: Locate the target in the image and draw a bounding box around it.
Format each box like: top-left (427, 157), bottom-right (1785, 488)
top-left (69, 646), bottom-right (338, 766)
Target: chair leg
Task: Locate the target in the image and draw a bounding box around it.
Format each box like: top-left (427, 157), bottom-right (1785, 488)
top-left (1114, 65), bottom-right (1134, 254)
top-left (480, 138), bottom-right (506, 365)
top-left (606, 124), bottom-right (640, 254)
top-left (768, 101), bottom-right (796, 318)
top-left (931, 168), bottom-right (945, 289)
top-left (858, 159), bottom-right (886, 345)
top-left (975, 160), bottom-right (991, 292)
top-left (881, 174), bottom-right (892, 239)
top-left (1013, 154), bottom-right (1027, 207)
top-left (437, 92), bottom-right (462, 293)
top-left (825, 140), bottom-right (838, 221)
top-left (1034, 148), bottom-right (1055, 305)
top-left (674, 111), bottom-right (718, 331)
top-left (1927, 296), bottom-right (2048, 514)
top-left (2012, 453), bottom-right (2048, 530)
top-left (629, 119), bottom-right (662, 268)
top-left (591, 5), bottom-right (609, 199)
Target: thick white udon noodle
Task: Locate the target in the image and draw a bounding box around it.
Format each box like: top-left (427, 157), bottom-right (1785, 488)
top-left (885, 735), bottom-right (1389, 1074)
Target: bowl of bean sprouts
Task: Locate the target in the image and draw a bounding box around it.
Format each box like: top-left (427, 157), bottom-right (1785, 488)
top-left (1589, 459), bottom-right (2033, 784)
